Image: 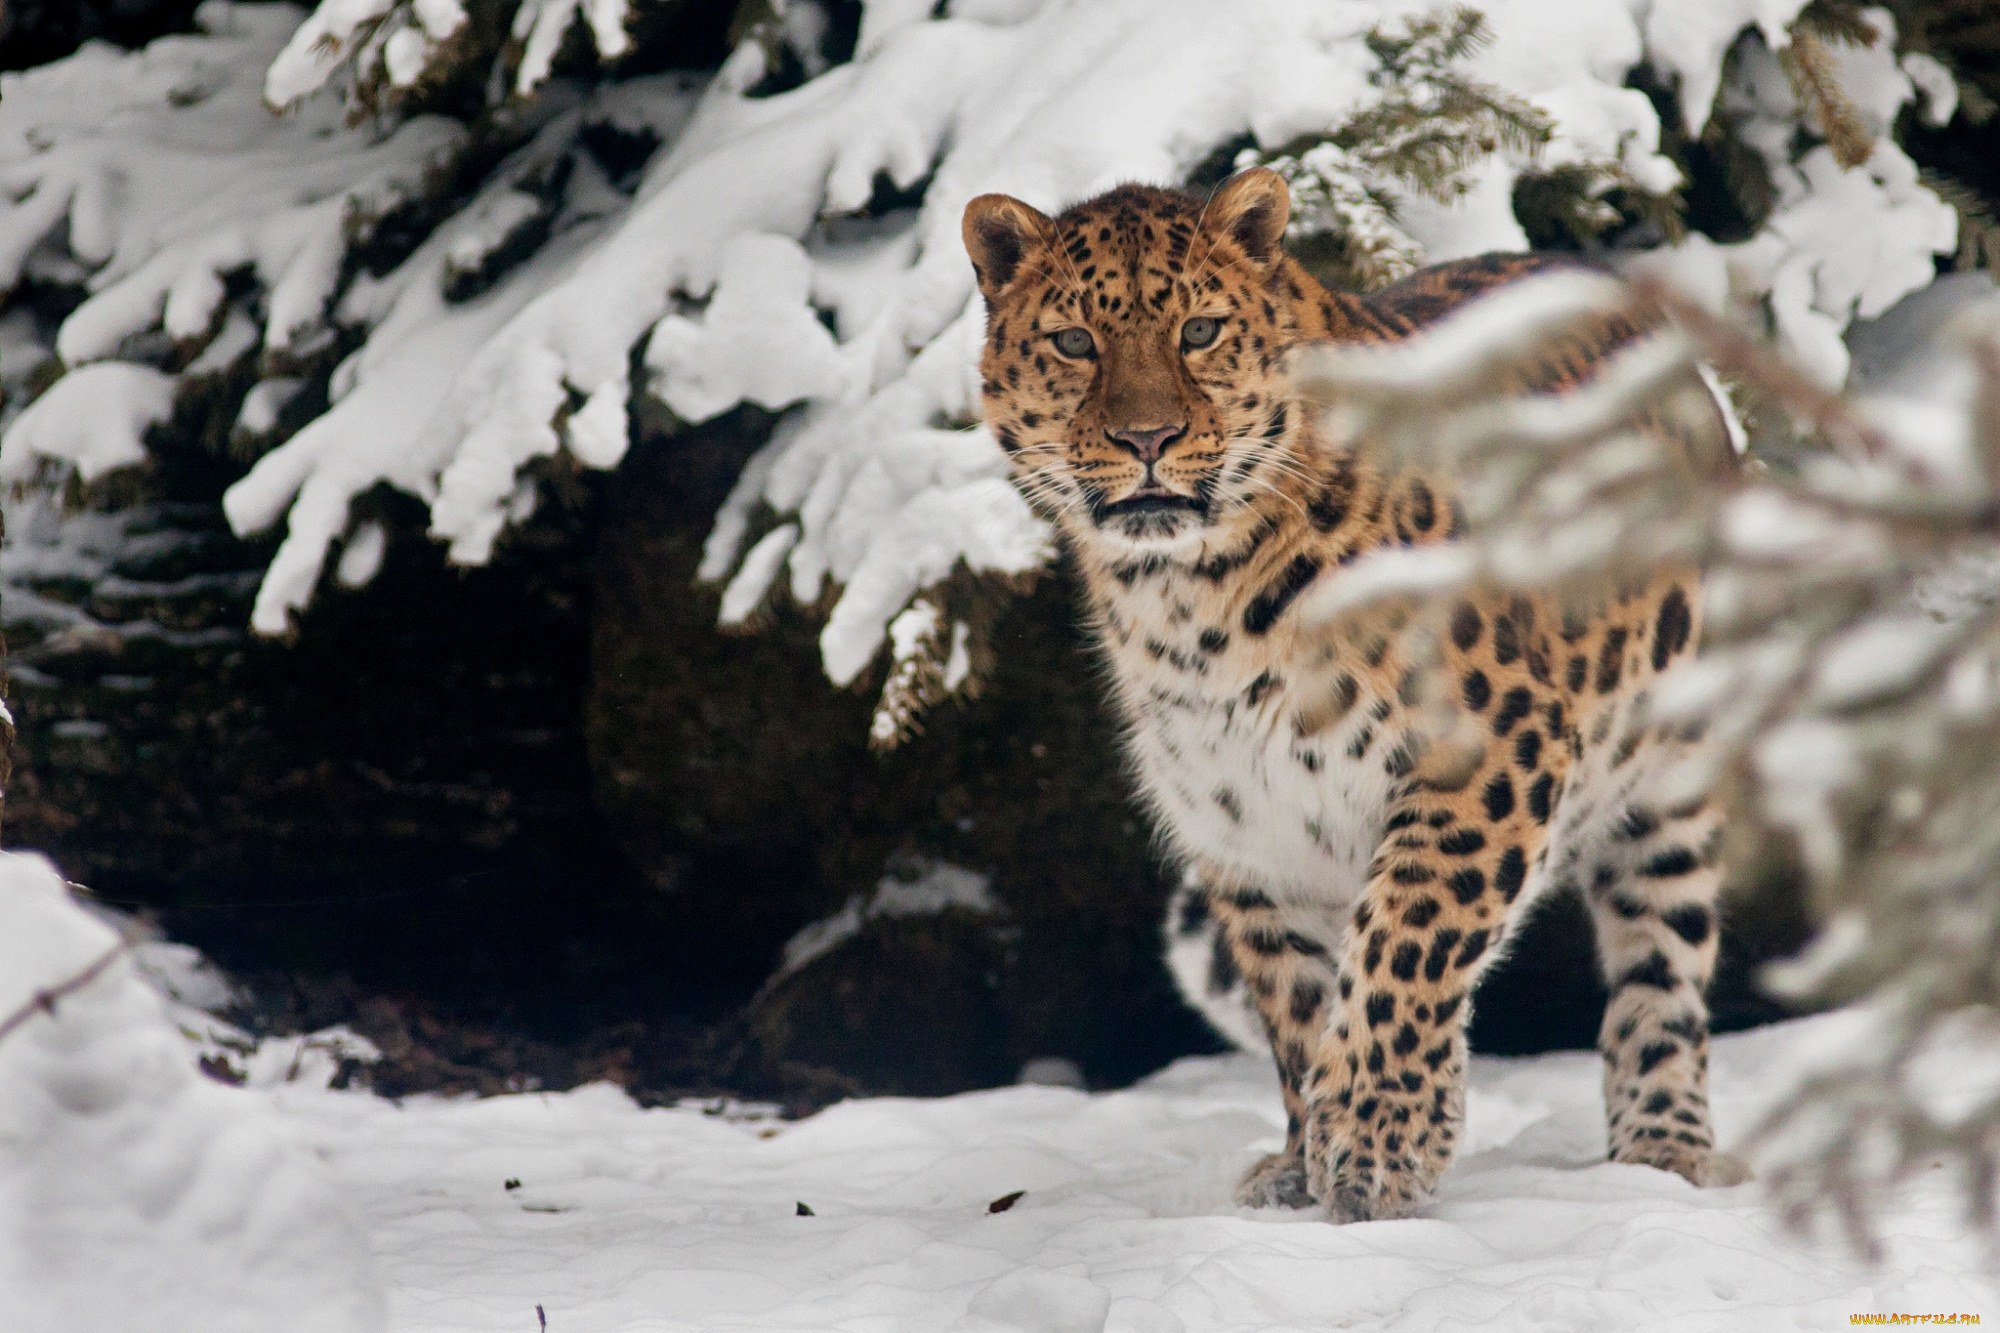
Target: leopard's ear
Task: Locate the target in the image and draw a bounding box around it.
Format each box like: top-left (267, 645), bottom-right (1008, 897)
top-left (1204, 168), bottom-right (1290, 269)
top-left (963, 194), bottom-right (1053, 302)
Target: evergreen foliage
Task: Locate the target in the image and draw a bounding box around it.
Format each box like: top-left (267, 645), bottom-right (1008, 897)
top-left (2, 0), bottom-right (1993, 744)
top-left (1924, 168), bottom-right (2000, 272)
top-left (1783, 23), bottom-right (1881, 168)
top-left (7, 0), bottom-right (1977, 705)
top-left (1234, 7), bottom-right (1557, 291)
top-left (1884, 0), bottom-right (2000, 118)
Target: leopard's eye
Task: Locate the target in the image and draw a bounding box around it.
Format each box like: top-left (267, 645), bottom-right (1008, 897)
top-left (1051, 327), bottom-right (1096, 359)
top-left (1181, 316), bottom-right (1220, 350)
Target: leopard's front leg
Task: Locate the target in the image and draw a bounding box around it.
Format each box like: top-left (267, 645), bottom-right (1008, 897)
top-left (1303, 757), bottom-right (1557, 1222)
top-left (1197, 861), bottom-right (1345, 1209)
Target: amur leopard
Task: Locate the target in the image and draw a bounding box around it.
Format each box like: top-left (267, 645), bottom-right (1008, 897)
top-left (963, 167), bottom-right (1747, 1223)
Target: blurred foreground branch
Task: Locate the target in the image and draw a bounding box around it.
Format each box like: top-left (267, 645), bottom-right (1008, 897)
top-left (1292, 266), bottom-right (2000, 1254)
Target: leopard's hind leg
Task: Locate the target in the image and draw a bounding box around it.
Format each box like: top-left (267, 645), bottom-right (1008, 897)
top-left (1562, 744), bottom-right (1749, 1188)
top-left (1164, 874), bottom-right (1267, 1055)
top-left (1182, 864), bottom-right (1346, 1209)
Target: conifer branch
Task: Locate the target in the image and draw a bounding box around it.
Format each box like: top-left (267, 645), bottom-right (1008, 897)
top-left (1232, 5), bottom-right (1562, 291)
top-left (1921, 168), bottom-right (2000, 272)
top-left (1783, 25), bottom-right (1879, 169)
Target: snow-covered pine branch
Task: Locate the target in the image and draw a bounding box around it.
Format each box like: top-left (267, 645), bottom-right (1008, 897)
top-left (1289, 257), bottom-right (2000, 1250)
top-left (263, 0), bottom-right (639, 111)
top-left (0, 0), bottom-right (1978, 744)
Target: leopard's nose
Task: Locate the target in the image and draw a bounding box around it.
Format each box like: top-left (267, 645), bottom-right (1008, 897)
top-left (1106, 424), bottom-right (1187, 463)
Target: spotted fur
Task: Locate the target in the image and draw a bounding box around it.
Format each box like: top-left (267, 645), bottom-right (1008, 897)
top-left (965, 169), bottom-right (1747, 1222)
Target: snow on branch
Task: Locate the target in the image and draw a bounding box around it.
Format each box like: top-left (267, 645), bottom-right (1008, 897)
top-left (0, 0), bottom-right (1973, 738)
top-left (1290, 261), bottom-right (2000, 1250)
top-left (266, 0), bottom-right (635, 109)
top-left (0, 6), bottom-right (466, 369)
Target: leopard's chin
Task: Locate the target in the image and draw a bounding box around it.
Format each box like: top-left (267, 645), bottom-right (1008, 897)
top-left (1099, 511), bottom-right (1204, 550)
top-left (1089, 489), bottom-right (1208, 547)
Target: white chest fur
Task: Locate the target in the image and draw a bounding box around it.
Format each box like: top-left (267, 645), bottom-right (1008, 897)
top-left (1099, 584), bottom-right (1397, 906)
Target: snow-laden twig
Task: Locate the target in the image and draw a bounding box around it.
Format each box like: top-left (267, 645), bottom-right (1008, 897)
top-left (0, 939), bottom-right (131, 1047)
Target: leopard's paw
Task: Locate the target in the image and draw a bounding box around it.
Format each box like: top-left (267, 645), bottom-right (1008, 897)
top-left (1305, 1079), bottom-right (1461, 1224)
top-left (1234, 1150), bottom-right (1315, 1209)
top-left (1618, 1141), bottom-right (1753, 1188)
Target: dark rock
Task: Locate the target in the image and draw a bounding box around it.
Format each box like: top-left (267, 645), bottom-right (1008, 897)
top-left (587, 407), bottom-right (1221, 1094)
top-left (749, 908), bottom-right (1015, 1098)
top-left (2, 435), bottom-right (687, 1044)
top-left (0, 0), bottom-right (206, 72)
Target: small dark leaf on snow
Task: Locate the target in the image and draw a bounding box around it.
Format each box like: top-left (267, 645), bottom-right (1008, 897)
top-left (987, 1190), bottom-right (1026, 1214)
top-left (198, 1054), bottom-right (245, 1086)
top-left (505, 1178), bottom-right (522, 1191)
top-left (796, 1201), bottom-right (815, 1216)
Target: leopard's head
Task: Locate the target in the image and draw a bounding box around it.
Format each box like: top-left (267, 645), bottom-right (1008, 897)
top-left (964, 169), bottom-right (1309, 558)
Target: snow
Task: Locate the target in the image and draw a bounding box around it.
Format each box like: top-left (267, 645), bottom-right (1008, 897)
top-left (1846, 270), bottom-right (2000, 408)
top-left (1700, 12), bottom-right (1958, 387)
top-left (1642, 0), bottom-right (1809, 136)
top-left (1811, 613), bottom-right (1958, 707)
top-left (236, 1013), bottom-right (1996, 1331)
top-left (1722, 489), bottom-right (1885, 565)
top-left (0, 852), bottom-right (382, 1333)
top-left (773, 857), bottom-right (997, 982)
top-left (337, 518), bottom-right (391, 588)
top-left (1846, 274), bottom-right (2000, 622)
top-left (8, 848), bottom-right (1999, 1328)
top-left (1623, 40), bottom-right (1958, 387)
top-left (513, 0), bottom-right (633, 95)
top-left (266, 0), bottom-right (620, 105)
top-left (1757, 143), bottom-right (1959, 387)
top-left (1297, 544), bottom-right (1478, 626)
top-left (237, 374), bottom-right (306, 436)
top-left (0, 360), bottom-right (174, 482)
top-left (719, 523), bottom-right (802, 625)
top-left (219, 80), bottom-right (704, 629)
top-left (0, 4), bottom-right (467, 366)
top-left (264, 0), bottom-right (402, 105)
top-left (1901, 52), bottom-right (1958, 128)
top-left (647, 233), bottom-right (848, 422)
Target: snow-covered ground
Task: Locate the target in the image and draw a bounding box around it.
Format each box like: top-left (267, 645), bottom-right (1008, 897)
top-left (274, 1023), bottom-right (1997, 1332)
top-left (274, 1012), bottom-right (1992, 1320)
top-left (7, 852), bottom-right (1991, 1332)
